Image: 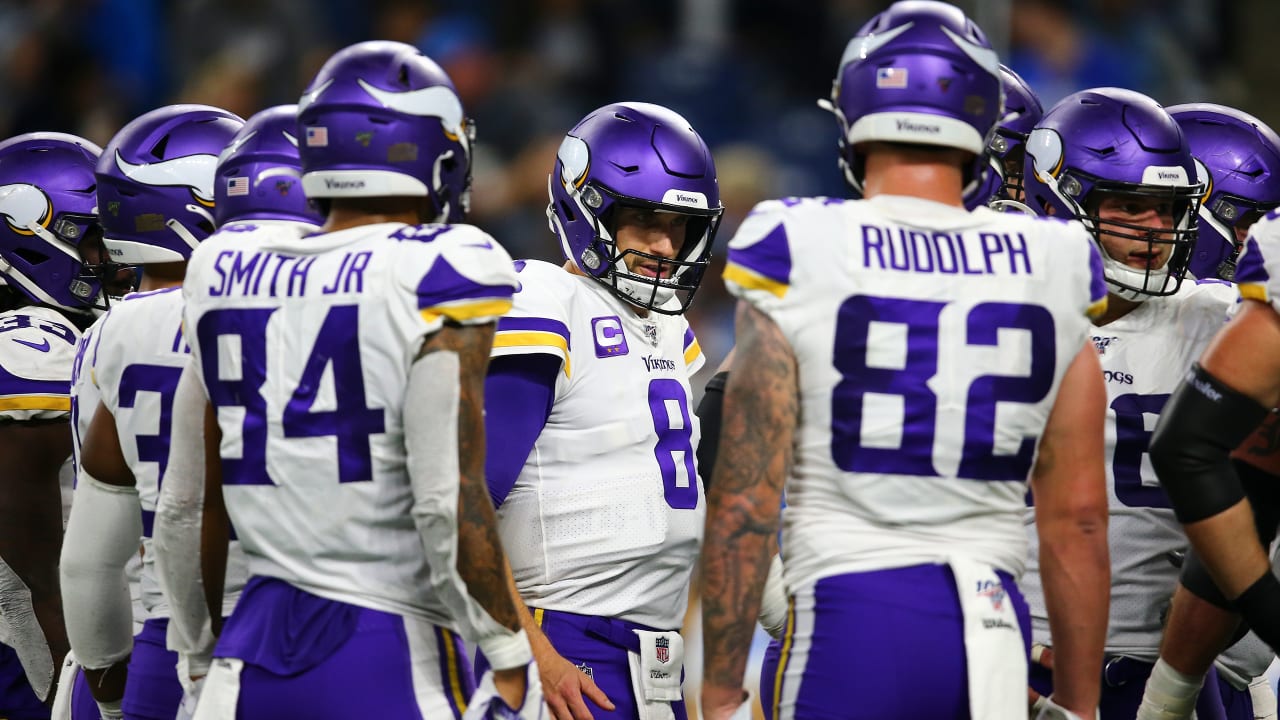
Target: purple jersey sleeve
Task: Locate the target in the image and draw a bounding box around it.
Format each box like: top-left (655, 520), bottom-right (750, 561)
top-left (483, 353), bottom-right (560, 507)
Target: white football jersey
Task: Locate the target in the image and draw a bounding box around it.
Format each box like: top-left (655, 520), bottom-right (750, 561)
top-left (1238, 215), bottom-right (1280, 308)
top-left (490, 260), bottom-right (706, 630)
top-left (0, 305), bottom-right (82, 523)
top-left (1020, 279), bottom-right (1233, 658)
top-left (0, 305), bottom-right (81, 422)
top-left (724, 195), bottom-right (1107, 592)
top-left (83, 287), bottom-right (252, 619)
top-left (183, 221), bottom-right (518, 625)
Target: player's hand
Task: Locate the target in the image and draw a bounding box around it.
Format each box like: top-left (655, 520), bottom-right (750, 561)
top-left (465, 661), bottom-right (548, 720)
top-left (700, 684), bottom-right (750, 720)
top-left (174, 676), bottom-right (204, 720)
top-left (1031, 693), bottom-right (1092, 720)
top-left (1032, 643), bottom-right (1055, 671)
top-left (538, 649), bottom-right (613, 720)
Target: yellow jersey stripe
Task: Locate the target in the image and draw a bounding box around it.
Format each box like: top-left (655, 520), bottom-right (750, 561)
top-left (0, 395), bottom-right (71, 412)
top-left (1240, 283), bottom-right (1269, 302)
top-left (724, 262), bottom-right (788, 299)
top-left (684, 339), bottom-right (702, 366)
top-left (1086, 297), bottom-right (1108, 320)
top-left (493, 331), bottom-right (571, 377)
top-left (533, 607), bottom-right (545, 627)
top-left (772, 597), bottom-right (796, 720)
top-left (419, 298), bottom-right (514, 324)
top-left (440, 627), bottom-right (468, 714)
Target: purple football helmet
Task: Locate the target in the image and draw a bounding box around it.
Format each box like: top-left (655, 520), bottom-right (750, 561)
top-left (1168, 103), bottom-right (1280, 281)
top-left (215, 105), bottom-right (322, 230)
top-left (822, 0), bottom-right (1002, 197)
top-left (989, 65), bottom-right (1043, 207)
top-left (297, 40), bottom-right (473, 223)
top-left (0, 132), bottom-right (104, 310)
top-left (1023, 88), bottom-right (1202, 300)
top-left (548, 102), bottom-right (723, 315)
top-left (97, 104), bottom-right (245, 264)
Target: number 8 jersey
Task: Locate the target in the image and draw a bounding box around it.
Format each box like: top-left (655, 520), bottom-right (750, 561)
top-left (488, 259), bottom-right (705, 631)
top-left (724, 195), bottom-right (1107, 591)
top-left (182, 221), bottom-right (518, 624)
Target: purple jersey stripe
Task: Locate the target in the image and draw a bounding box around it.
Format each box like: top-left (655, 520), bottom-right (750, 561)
top-left (497, 316), bottom-right (571, 348)
top-left (727, 221), bottom-right (792, 286)
top-left (683, 326), bottom-right (696, 349)
top-left (1235, 237), bottom-right (1269, 287)
top-left (0, 367), bottom-right (69, 398)
top-left (1087, 241), bottom-right (1108, 306)
top-left (416, 257), bottom-right (516, 310)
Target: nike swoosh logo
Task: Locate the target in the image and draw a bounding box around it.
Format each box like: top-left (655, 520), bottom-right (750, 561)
top-left (465, 240), bottom-right (494, 249)
top-left (13, 337), bottom-right (50, 352)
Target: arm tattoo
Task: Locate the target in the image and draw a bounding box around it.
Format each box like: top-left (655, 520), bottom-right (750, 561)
top-left (699, 302), bottom-right (798, 689)
top-left (420, 323), bottom-right (521, 631)
top-left (1245, 412), bottom-right (1280, 457)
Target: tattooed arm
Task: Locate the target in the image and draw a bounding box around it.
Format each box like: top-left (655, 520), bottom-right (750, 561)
top-left (699, 302), bottom-right (798, 720)
top-left (408, 322), bottom-right (529, 706)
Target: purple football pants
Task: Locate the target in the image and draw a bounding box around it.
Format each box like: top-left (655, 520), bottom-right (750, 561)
top-left (214, 576), bottom-right (474, 719)
top-left (476, 607), bottom-right (688, 720)
top-left (771, 564), bottom-right (1030, 720)
top-left (0, 642), bottom-right (49, 720)
top-left (1029, 654), bottom-right (1232, 720)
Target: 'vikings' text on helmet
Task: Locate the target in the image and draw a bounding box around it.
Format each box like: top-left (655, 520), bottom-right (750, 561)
top-left (1023, 87), bottom-right (1202, 300)
top-left (296, 40), bottom-right (474, 224)
top-left (547, 102), bottom-right (723, 315)
top-left (823, 0), bottom-right (1003, 200)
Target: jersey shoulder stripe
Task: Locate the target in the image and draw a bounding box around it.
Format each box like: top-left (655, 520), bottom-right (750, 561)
top-left (493, 316), bottom-right (571, 376)
top-left (725, 204), bottom-right (793, 299)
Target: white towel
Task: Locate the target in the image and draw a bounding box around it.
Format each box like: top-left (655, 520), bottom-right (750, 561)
top-left (191, 657), bottom-right (243, 720)
top-left (949, 556), bottom-right (1027, 720)
top-left (628, 630), bottom-right (684, 720)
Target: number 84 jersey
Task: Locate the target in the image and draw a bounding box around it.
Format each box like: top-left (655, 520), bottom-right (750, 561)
top-left (1022, 278), bottom-right (1234, 658)
top-left (491, 260), bottom-right (705, 631)
top-left (724, 195), bottom-right (1107, 592)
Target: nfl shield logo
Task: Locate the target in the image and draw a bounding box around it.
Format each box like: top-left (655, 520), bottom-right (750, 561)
top-left (655, 636), bottom-right (669, 664)
top-left (643, 323), bottom-right (659, 347)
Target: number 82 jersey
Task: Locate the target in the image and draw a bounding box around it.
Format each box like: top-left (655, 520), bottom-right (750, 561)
top-left (724, 195), bottom-right (1106, 592)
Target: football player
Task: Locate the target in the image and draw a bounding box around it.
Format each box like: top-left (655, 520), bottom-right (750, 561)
top-left (988, 64), bottom-right (1043, 211)
top-left (479, 100), bottom-right (720, 720)
top-left (146, 103), bottom-right (322, 720)
top-left (1138, 207), bottom-right (1280, 713)
top-left (1133, 104), bottom-right (1280, 720)
top-left (59, 104), bottom-right (245, 720)
top-left (171, 41), bottom-right (537, 718)
top-left (0, 132), bottom-right (111, 719)
top-left (1017, 88), bottom-right (1237, 719)
top-left (1171, 104), bottom-right (1280, 283)
top-left (700, 2), bottom-right (1111, 719)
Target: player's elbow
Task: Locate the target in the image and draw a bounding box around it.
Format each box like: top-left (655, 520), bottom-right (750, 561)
top-left (1036, 477), bottom-right (1108, 540)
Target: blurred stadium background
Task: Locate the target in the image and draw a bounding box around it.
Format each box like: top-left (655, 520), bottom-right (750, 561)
top-left (12, 0), bottom-right (1278, 714)
top-left (12, 0), bottom-right (1276, 394)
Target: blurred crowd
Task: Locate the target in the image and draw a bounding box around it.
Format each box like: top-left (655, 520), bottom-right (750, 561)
top-left (3, 0), bottom-right (1247, 388)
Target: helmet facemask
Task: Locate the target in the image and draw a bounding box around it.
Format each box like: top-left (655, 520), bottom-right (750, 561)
top-left (1076, 180), bottom-right (1202, 300)
top-left (549, 174), bottom-right (720, 315)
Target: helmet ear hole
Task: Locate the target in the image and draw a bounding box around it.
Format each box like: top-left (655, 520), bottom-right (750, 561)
top-left (558, 200), bottom-right (576, 223)
top-left (14, 247), bottom-right (47, 265)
